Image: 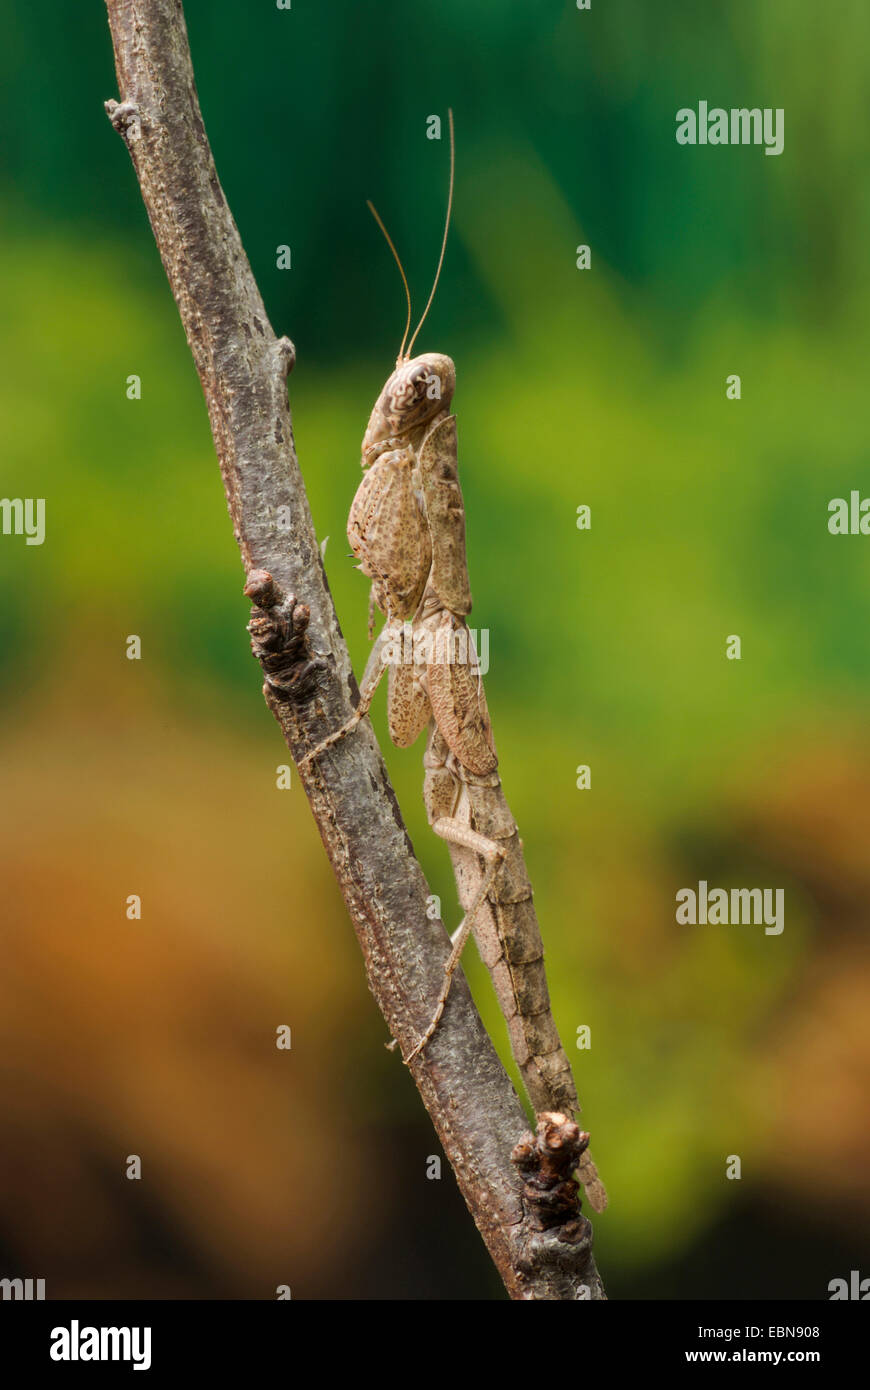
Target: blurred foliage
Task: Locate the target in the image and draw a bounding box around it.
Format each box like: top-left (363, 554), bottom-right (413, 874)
top-left (0, 1), bottom-right (868, 1297)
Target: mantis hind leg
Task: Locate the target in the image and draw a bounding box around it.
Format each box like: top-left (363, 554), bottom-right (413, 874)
top-left (405, 815), bottom-right (505, 1062)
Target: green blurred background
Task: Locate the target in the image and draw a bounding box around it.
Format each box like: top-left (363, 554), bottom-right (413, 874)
top-left (1, 0), bottom-right (868, 1298)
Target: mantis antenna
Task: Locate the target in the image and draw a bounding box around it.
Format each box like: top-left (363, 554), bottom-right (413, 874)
top-left (366, 108), bottom-right (455, 365)
top-left (366, 198), bottom-right (413, 366)
top-left (405, 108), bottom-right (454, 361)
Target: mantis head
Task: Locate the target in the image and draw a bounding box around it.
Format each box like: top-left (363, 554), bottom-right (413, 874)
top-left (361, 353), bottom-right (455, 462)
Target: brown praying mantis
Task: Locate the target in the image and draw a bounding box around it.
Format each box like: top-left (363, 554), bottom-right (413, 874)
top-left (300, 112), bottom-right (606, 1212)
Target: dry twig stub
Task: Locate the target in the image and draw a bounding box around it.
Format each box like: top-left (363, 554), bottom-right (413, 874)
top-left (512, 1112), bottom-right (597, 1233)
top-left (245, 570), bottom-right (328, 706)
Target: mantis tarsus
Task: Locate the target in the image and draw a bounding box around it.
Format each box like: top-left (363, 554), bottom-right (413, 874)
top-left (301, 111), bottom-right (606, 1212)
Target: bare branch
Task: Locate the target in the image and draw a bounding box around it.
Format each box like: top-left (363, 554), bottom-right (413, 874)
top-left (103, 0), bottom-right (604, 1300)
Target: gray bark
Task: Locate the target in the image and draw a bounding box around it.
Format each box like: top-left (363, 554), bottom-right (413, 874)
top-left (103, 0), bottom-right (604, 1300)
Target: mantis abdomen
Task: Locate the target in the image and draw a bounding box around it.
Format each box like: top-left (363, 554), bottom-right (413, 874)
top-left (424, 721), bottom-right (608, 1213)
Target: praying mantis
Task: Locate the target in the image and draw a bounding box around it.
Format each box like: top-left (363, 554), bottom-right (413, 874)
top-left (300, 112), bottom-right (606, 1212)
